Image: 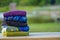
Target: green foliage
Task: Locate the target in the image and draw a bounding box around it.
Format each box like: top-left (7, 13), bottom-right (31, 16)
top-left (0, 0), bottom-right (12, 7)
top-left (0, 20), bottom-right (2, 25)
top-left (0, 0), bottom-right (60, 7)
top-left (0, 6), bottom-right (9, 12)
top-left (0, 0), bottom-right (20, 7)
top-left (38, 0), bottom-right (46, 6)
top-left (12, 0), bottom-right (20, 5)
top-left (56, 0), bottom-right (60, 5)
top-left (19, 0), bottom-right (40, 6)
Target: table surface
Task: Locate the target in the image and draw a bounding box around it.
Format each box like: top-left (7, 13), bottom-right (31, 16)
top-left (0, 32), bottom-right (60, 39)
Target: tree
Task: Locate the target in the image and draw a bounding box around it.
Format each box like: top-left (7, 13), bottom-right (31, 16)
top-left (12, 0), bottom-right (20, 5)
top-left (0, 0), bottom-right (20, 7)
top-left (19, 0), bottom-right (41, 6)
top-left (38, 0), bottom-right (46, 6)
top-left (50, 0), bottom-right (56, 5)
top-left (0, 0), bottom-right (12, 7)
top-left (56, 0), bottom-right (60, 5)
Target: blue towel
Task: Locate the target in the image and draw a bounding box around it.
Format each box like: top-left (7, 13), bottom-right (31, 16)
top-left (18, 26), bottom-right (29, 32)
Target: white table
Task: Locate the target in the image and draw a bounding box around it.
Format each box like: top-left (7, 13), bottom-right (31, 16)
top-left (0, 32), bottom-right (60, 40)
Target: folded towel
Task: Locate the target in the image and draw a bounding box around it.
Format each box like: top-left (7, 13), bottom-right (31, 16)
top-left (4, 16), bottom-right (27, 23)
top-left (6, 21), bottom-right (27, 27)
top-left (3, 32), bottom-right (29, 36)
top-left (6, 26), bottom-right (19, 32)
top-left (13, 16), bottom-right (27, 23)
top-left (4, 11), bottom-right (26, 17)
top-left (18, 26), bottom-right (29, 32)
top-left (6, 26), bottom-right (29, 32)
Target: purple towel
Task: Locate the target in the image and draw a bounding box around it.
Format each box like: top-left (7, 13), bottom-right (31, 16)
top-left (4, 11), bottom-right (26, 17)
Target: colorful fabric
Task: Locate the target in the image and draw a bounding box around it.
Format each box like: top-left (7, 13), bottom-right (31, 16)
top-left (6, 26), bottom-right (29, 32)
top-left (4, 11), bottom-right (26, 17)
top-left (4, 16), bottom-right (27, 22)
top-left (3, 32), bottom-right (29, 36)
top-left (3, 10), bottom-right (29, 36)
top-left (6, 21), bottom-right (27, 27)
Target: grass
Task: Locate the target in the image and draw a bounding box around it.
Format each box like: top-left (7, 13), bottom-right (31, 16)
top-left (29, 23), bottom-right (60, 32)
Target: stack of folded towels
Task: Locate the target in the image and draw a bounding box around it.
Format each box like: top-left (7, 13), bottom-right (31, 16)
top-left (3, 11), bottom-right (29, 36)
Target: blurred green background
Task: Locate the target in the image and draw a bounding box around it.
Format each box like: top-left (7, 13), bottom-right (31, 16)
top-left (0, 0), bottom-right (60, 32)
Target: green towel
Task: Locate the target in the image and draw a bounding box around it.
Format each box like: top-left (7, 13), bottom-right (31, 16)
top-left (6, 26), bottom-right (19, 32)
top-left (5, 32), bottom-right (29, 36)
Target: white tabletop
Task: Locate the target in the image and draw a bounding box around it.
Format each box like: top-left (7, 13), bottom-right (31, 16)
top-left (0, 32), bottom-right (60, 39)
